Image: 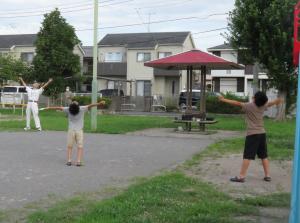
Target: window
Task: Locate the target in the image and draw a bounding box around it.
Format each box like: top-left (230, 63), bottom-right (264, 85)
top-left (212, 51), bottom-right (221, 57)
top-left (20, 52), bottom-right (34, 64)
top-left (3, 87), bottom-right (17, 93)
top-left (107, 81), bottom-right (115, 89)
top-left (137, 53), bottom-right (151, 62)
top-left (18, 87), bottom-right (27, 93)
top-left (237, 77), bottom-right (245, 92)
top-left (136, 80), bottom-right (151, 96)
top-left (172, 80), bottom-right (175, 95)
top-left (158, 52), bottom-right (172, 59)
top-left (104, 52), bottom-right (122, 62)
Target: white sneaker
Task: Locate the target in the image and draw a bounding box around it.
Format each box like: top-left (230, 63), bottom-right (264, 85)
top-left (37, 127), bottom-right (42, 131)
top-left (24, 127), bottom-right (30, 131)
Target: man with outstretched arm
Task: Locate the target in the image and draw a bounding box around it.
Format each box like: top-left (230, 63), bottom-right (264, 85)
top-left (19, 77), bottom-right (53, 131)
top-left (218, 92), bottom-right (282, 183)
top-left (43, 100), bottom-right (105, 166)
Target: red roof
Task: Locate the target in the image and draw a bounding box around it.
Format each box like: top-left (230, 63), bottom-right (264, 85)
top-left (144, 49), bottom-right (244, 70)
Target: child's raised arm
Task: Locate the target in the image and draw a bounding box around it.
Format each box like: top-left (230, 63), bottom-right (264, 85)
top-left (87, 101), bottom-right (106, 110)
top-left (218, 95), bottom-right (243, 107)
top-left (267, 98), bottom-right (283, 107)
top-left (41, 78), bottom-right (53, 89)
top-left (42, 106), bottom-right (64, 111)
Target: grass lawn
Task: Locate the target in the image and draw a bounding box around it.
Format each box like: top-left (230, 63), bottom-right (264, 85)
top-left (0, 109), bottom-right (176, 133)
top-left (26, 173), bottom-right (290, 223)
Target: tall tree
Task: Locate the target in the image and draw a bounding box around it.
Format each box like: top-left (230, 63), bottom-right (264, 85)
top-left (0, 55), bottom-right (32, 84)
top-left (33, 9), bottom-right (81, 96)
top-left (228, 0), bottom-right (297, 120)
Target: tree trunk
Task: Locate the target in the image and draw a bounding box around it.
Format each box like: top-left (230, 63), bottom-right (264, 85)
top-left (252, 62), bottom-right (260, 94)
top-left (275, 90), bottom-right (287, 121)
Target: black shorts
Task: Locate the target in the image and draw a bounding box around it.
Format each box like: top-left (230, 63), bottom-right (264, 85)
top-left (243, 133), bottom-right (268, 160)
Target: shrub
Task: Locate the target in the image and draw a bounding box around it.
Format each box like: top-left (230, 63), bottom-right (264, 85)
top-left (72, 96), bottom-right (112, 109)
top-left (198, 92), bottom-right (248, 114)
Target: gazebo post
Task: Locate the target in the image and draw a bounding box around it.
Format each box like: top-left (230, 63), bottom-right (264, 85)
top-left (186, 66), bottom-right (190, 112)
top-left (199, 65), bottom-right (207, 131)
top-left (189, 66), bottom-right (193, 110)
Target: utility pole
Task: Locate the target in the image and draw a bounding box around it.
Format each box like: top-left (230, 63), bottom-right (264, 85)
top-left (91, 0), bottom-right (98, 131)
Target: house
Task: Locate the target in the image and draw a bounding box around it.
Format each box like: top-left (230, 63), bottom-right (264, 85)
top-left (0, 34), bottom-right (85, 85)
top-left (207, 43), bottom-right (270, 97)
top-left (82, 32), bottom-right (196, 97)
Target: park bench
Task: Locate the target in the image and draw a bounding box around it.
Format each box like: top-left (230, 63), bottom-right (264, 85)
top-left (151, 104), bottom-right (166, 112)
top-left (174, 118), bottom-right (218, 132)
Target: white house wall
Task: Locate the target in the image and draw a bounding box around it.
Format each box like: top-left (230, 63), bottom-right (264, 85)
top-left (98, 47), bottom-right (127, 62)
top-left (220, 78), bottom-right (237, 93)
top-left (210, 50), bottom-right (244, 76)
top-left (153, 76), bottom-right (165, 96)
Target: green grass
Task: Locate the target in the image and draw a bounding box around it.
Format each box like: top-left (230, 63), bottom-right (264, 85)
top-left (0, 109), bottom-right (176, 133)
top-left (238, 193), bottom-right (290, 208)
top-left (27, 173), bottom-right (257, 223)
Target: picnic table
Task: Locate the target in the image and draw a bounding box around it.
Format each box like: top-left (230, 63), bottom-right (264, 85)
top-left (174, 119), bottom-right (218, 132)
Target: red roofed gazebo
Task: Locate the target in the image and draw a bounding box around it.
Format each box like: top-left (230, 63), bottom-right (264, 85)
top-left (145, 49), bottom-right (243, 130)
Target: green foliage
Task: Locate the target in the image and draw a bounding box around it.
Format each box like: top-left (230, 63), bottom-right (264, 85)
top-left (72, 96), bottom-right (112, 109)
top-left (202, 92), bottom-right (248, 114)
top-left (228, 0), bottom-right (297, 101)
top-left (32, 9), bottom-right (81, 96)
top-left (0, 55), bottom-right (32, 82)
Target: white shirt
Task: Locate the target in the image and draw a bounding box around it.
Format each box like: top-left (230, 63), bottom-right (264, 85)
top-left (26, 86), bottom-right (44, 102)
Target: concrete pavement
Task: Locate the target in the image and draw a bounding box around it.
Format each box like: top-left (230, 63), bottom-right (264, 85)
top-left (0, 130), bottom-right (241, 210)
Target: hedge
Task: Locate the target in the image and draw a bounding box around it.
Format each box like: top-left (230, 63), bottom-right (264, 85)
top-left (72, 96), bottom-right (112, 109)
top-left (198, 92), bottom-right (248, 114)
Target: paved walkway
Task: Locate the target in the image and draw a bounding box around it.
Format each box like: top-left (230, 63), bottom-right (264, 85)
top-left (0, 130), bottom-right (241, 210)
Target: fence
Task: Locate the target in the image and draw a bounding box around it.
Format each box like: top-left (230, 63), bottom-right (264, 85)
top-left (0, 91), bottom-right (281, 116)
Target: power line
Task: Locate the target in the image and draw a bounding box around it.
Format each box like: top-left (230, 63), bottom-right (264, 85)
top-left (76, 13), bottom-right (228, 31)
top-left (193, 27), bottom-right (228, 35)
top-left (0, 0), bottom-right (130, 18)
top-left (0, 0), bottom-right (117, 14)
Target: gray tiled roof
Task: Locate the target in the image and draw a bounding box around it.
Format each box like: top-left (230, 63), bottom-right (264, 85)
top-left (207, 43), bottom-right (233, 51)
top-left (0, 34), bottom-right (37, 49)
top-left (99, 32), bottom-right (190, 48)
top-left (82, 46), bottom-right (93, 58)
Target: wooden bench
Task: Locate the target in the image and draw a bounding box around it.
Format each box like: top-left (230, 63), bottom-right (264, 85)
top-left (174, 119), bottom-right (218, 132)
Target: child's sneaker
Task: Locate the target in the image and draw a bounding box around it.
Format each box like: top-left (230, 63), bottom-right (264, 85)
top-left (24, 127), bottom-right (30, 131)
top-left (230, 176), bottom-right (245, 183)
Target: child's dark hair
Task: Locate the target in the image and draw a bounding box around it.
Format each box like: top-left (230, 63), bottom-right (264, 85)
top-left (69, 101), bottom-right (80, 115)
top-left (254, 91), bottom-right (268, 107)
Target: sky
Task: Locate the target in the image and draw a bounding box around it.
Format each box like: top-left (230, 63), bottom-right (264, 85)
top-left (0, 0), bottom-right (235, 51)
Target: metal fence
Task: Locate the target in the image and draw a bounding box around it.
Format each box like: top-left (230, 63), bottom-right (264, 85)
top-left (0, 91), bottom-right (281, 117)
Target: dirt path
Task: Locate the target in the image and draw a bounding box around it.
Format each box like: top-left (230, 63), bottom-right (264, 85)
top-left (185, 154), bottom-right (291, 223)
